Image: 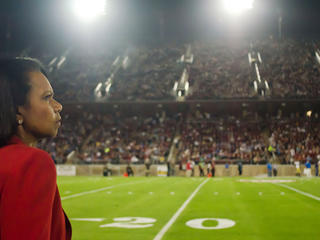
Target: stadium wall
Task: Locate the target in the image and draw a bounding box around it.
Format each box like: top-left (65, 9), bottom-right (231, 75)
top-left (56, 164), bottom-right (316, 177)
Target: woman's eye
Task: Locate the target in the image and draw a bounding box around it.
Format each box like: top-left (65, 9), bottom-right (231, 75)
top-left (44, 94), bottom-right (53, 100)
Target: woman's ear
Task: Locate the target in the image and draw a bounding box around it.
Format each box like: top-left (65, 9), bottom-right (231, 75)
top-left (16, 106), bottom-right (25, 125)
top-left (16, 114), bottom-right (23, 125)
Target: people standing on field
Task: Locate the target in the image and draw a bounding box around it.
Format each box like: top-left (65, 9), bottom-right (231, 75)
top-left (273, 164), bottom-right (278, 177)
top-left (166, 160), bottom-right (171, 177)
top-left (225, 162), bottom-right (230, 176)
top-left (126, 164), bottom-right (134, 176)
top-left (237, 160), bottom-right (243, 176)
top-left (186, 160), bottom-right (192, 177)
top-left (103, 160), bottom-right (112, 176)
top-left (305, 160), bottom-right (312, 177)
top-left (191, 160), bottom-right (195, 177)
top-left (144, 157), bottom-right (151, 176)
top-left (211, 160), bottom-right (215, 177)
top-left (207, 160), bottom-right (212, 176)
top-left (199, 160), bottom-right (205, 176)
top-left (267, 162), bottom-right (272, 177)
top-left (295, 161), bottom-right (301, 177)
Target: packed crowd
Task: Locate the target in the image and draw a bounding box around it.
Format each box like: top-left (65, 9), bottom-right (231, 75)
top-left (49, 46), bottom-right (121, 102)
top-left (108, 44), bottom-right (184, 100)
top-left (187, 41), bottom-right (254, 99)
top-left (81, 112), bottom-right (176, 164)
top-left (269, 113), bottom-right (320, 164)
top-left (257, 38), bottom-right (320, 98)
top-left (39, 108), bottom-right (320, 166)
top-left (40, 110), bottom-right (177, 164)
top-left (38, 39), bottom-right (320, 103)
top-left (176, 110), bottom-right (267, 165)
top-left (176, 111), bottom-right (320, 166)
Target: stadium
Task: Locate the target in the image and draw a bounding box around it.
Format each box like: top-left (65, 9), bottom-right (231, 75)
top-left (1, 0), bottom-right (320, 239)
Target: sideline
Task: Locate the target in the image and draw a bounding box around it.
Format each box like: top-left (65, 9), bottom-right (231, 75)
top-left (61, 179), bottom-right (155, 200)
top-left (153, 178), bottom-right (210, 240)
top-left (276, 183), bottom-right (320, 201)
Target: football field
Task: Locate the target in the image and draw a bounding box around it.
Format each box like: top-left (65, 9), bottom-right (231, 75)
top-left (58, 176), bottom-right (320, 240)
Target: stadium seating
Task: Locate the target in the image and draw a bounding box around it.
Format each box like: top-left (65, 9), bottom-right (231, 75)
top-left (32, 39), bottom-right (320, 167)
top-left (39, 106), bottom-right (320, 166)
top-left (38, 39), bottom-right (320, 102)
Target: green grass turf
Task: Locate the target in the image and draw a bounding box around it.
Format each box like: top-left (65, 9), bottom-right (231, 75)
top-left (58, 177), bottom-right (320, 240)
top-left (277, 177), bottom-right (320, 197)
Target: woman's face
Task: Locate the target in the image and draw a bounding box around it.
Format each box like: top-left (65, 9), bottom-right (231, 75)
top-left (18, 71), bottom-right (63, 140)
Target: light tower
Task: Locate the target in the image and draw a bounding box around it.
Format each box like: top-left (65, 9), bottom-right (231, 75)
top-left (71, 0), bottom-right (107, 23)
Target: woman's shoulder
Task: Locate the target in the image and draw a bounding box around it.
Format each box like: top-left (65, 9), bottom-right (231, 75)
top-left (1, 141), bottom-right (50, 157)
top-left (0, 142), bottom-right (55, 173)
top-left (20, 145), bottom-right (54, 167)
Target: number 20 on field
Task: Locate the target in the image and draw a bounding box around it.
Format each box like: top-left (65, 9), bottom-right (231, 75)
top-left (100, 217), bottom-right (236, 230)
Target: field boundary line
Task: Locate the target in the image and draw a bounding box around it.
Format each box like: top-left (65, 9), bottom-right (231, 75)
top-left (276, 183), bottom-right (320, 201)
top-left (61, 179), bottom-right (155, 200)
top-left (153, 178), bottom-right (210, 240)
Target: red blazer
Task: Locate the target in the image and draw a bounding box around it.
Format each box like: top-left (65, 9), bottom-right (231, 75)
top-left (0, 136), bottom-right (72, 240)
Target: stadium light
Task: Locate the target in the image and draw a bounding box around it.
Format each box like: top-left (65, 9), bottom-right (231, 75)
top-left (306, 110), bottom-right (312, 117)
top-left (222, 0), bottom-right (254, 15)
top-left (71, 0), bottom-right (106, 22)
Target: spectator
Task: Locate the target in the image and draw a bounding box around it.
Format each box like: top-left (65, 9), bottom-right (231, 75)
top-left (126, 165), bottom-right (134, 176)
top-left (267, 162), bottom-right (272, 177)
top-left (305, 160), bottom-right (312, 177)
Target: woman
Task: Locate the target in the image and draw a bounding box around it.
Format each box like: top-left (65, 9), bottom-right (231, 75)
top-left (0, 57), bottom-right (72, 239)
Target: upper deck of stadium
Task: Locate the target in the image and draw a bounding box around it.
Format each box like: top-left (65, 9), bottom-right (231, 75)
top-left (1, 0), bottom-right (320, 103)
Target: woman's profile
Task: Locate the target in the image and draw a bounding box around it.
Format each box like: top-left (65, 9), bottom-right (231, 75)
top-left (0, 57), bottom-right (72, 239)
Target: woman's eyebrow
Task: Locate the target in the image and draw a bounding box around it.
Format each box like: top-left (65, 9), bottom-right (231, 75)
top-left (42, 90), bottom-right (54, 96)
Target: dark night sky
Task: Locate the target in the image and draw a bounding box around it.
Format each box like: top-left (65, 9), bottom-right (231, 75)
top-left (1, 0), bottom-right (320, 53)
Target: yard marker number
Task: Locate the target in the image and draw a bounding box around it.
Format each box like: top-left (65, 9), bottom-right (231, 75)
top-left (186, 218), bottom-right (236, 230)
top-left (100, 217), bottom-right (156, 229)
top-left (71, 218), bottom-right (104, 222)
top-left (71, 216), bottom-right (236, 230)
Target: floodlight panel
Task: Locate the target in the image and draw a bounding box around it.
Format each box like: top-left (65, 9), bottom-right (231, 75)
top-left (306, 111), bottom-right (312, 117)
top-left (223, 0), bottom-right (254, 14)
top-left (72, 0), bottom-right (106, 22)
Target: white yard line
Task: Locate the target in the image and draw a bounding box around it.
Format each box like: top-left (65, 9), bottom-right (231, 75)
top-left (61, 179), bottom-right (153, 200)
top-left (153, 178), bottom-right (210, 240)
top-left (276, 183), bottom-right (320, 201)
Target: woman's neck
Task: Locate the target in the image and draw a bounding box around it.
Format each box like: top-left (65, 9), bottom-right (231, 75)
top-left (16, 127), bottom-right (37, 147)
